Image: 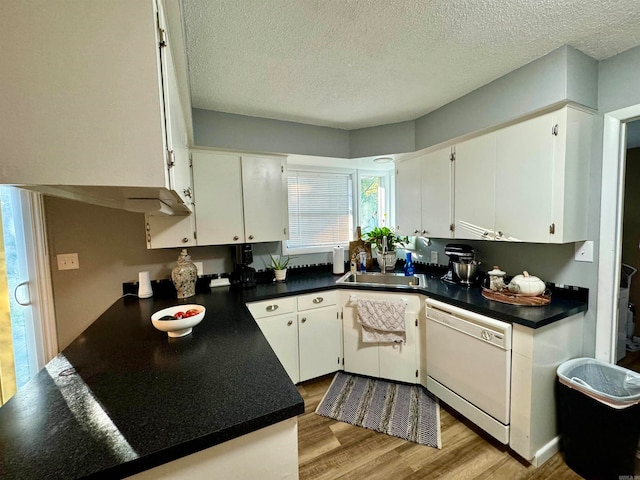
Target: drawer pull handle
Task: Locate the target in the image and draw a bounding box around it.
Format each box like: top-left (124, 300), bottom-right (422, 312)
top-left (266, 305), bottom-right (278, 312)
top-left (287, 320), bottom-right (293, 326)
top-left (312, 297), bottom-right (324, 304)
top-left (301, 317), bottom-right (307, 323)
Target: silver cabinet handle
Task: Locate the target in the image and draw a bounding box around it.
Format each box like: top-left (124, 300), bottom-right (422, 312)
top-left (266, 304), bottom-right (278, 312)
top-left (301, 317), bottom-right (307, 323)
top-left (287, 320), bottom-right (293, 326)
top-left (414, 229), bottom-right (420, 234)
top-left (422, 230), bottom-right (428, 235)
top-left (14, 281), bottom-right (30, 306)
top-left (181, 237), bottom-right (189, 243)
top-left (248, 235), bottom-right (255, 240)
top-left (233, 236), bottom-right (239, 241)
top-left (312, 297), bottom-right (323, 304)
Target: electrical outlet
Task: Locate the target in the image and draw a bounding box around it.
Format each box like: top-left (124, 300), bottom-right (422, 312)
top-left (57, 253), bottom-right (79, 270)
top-left (430, 251), bottom-right (439, 264)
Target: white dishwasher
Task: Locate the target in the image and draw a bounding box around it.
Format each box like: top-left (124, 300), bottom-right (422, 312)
top-left (425, 298), bottom-right (512, 444)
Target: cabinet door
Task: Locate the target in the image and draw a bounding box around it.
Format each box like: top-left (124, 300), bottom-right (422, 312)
top-left (256, 314), bottom-right (299, 384)
top-left (421, 148), bottom-right (453, 238)
top-left (192, 152), bottom-right (245, 245)
top-left (395, 156), bottom-right (422, 236)
top-left (145, 213), bottom-right (195, 249)
top-left (378, 310), bottom-right (418, 384)
top-left (298, 307), bottom-right (340, 382)
top-left (342, 303), bottom-right (380, 379)
top-left (495, 114), bottom-right (554, 242)
top-left (454, 133), bottom-right (497, 240)
top-left (242, 156), bottom-right (287, 243)
top-left (159, 0), bottom-right (192, 210)
top-left (1, 1), bottom-right (167, 188)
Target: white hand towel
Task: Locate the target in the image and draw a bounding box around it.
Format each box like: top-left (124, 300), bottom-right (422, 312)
top-left (356, 298), bottom-right (406, 343)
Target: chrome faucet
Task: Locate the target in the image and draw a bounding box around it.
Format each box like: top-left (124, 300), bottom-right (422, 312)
top-left (380, 236), bottom-right (388, 273)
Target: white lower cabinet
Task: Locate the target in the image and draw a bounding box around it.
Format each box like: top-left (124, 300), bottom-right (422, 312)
top-left (509, 314), bottom-right (583, 465)
top-left (247, 297), bottom-right (299, 383)
top-left (247, 291), bottom-right (341, 385)
top-left (340, 290), bottom-right (421, 384)
top-left (298, 292), bottom-right (341, 382)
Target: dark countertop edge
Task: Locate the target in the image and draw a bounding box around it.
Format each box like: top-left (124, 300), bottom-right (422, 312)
top-left (90, 403), bottom-right (304, 479)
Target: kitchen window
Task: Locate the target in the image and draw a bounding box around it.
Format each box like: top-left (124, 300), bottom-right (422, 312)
top-left (285, 167), bottom-right (394, 255)
top-left (358, 171), bottom-right (391, 235)
top-left (285, 170), bottom-right (354, 254)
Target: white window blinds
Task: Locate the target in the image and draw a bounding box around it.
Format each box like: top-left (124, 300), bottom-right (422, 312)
top-left (287, 171), bottom-right (353, 250)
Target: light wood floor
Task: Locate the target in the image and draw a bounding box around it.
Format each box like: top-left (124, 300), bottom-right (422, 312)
top-left (297, 375), bottom-right (583, 480)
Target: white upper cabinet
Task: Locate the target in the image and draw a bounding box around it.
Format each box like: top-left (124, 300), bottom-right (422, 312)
top-left (0, 0), bottom-right (192, 213)
top-left (451, 105), bottom-right (591, 243)
top-left (192, 151), bottom-right (288, 245)
top-left (192, 152), bottom-right (245, 245)
top-left (454, 132), bottom-right (497, 240)
top-left (421, 148), bottom-right (453, 239)
top-left (241, 155), bottom-right (288, 243)
top-left (494, 106), bottom-right (591, 243)
top-left (396, 148), bottom-right (453, 239)
top-left (395, 156), bottom-right (422, 236)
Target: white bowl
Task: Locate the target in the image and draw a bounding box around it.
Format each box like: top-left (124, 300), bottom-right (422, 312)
top-left (151, 304), bottom-right (206, 338)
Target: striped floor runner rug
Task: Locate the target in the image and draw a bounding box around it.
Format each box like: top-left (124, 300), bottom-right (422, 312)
top-left (316, 372), bottom-right (442, 449)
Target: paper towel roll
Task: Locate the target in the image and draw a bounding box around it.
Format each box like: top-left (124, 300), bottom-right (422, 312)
top-left (333, 246), bottom-right (345, 275)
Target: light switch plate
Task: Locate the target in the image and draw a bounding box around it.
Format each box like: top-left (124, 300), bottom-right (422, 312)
top-left (194, 261), bottom-right (204, 276)
top-left (574, 241), bottom-right (594, 263)
top-left (57, 253), bottom-right (79, 270)
top-left (430, 251), bottom-right (439, 264)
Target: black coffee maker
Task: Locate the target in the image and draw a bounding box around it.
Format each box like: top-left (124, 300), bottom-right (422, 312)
top-left (230, 244), bottom-right (256, 288)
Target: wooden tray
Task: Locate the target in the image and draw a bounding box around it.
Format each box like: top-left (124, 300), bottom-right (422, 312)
top-left (481, 288), bottom-right (551, 306)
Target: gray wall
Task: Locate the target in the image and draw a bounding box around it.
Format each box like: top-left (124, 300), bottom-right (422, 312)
top-left (349, 120), bottom-right (415, 158)
top-left (414, 46), bottom-right (598, 151)
top-left (45, 197), bottom-right (231, 349)
top-left (193, 109), bottom-right (350, 158)
top-left (598, 46), bottom-right (640, 113)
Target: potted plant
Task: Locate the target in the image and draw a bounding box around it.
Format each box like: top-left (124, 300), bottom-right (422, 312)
top-left (361, 227), bottom-right (408, 271)
top-left (268, 254), bottom-right (291, 282)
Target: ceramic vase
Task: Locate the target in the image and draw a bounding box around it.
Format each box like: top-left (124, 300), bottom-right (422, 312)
top-left (376, 249), bottom-right (397, 271)
top-left (171, 249), bottom-right (197, 298)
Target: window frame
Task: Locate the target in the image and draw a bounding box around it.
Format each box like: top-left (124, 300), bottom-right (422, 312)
top-left (356, 169), bottom-right (394, 235)
top-left (283, 165), bottom-right (357, 256)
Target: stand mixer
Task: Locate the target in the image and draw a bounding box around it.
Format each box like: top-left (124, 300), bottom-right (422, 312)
top-left (441, 244), bottom-right (478, 285)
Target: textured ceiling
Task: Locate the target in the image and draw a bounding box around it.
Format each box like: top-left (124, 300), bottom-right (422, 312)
top-left (182, 0), bottom-right (640, 130)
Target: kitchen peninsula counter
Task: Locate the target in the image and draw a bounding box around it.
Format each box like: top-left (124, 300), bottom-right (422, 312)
top-left (0, 268), bottom-right (587, 479)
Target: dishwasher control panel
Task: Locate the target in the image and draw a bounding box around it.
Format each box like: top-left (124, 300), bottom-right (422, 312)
top-left (425, 299), bottom-right (511, 350)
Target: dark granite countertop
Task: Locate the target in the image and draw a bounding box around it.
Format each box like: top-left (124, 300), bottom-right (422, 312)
top-left (0, 266), bottom-right (587, 479)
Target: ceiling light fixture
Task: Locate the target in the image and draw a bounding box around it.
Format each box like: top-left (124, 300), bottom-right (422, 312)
top-left (373, 157), bottom-right (393, 164)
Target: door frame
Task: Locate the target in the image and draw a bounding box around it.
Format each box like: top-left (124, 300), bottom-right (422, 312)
top-left (596, 104), bottom-right (640, 362)
top-left (24, 190), bottom-right (58, 364)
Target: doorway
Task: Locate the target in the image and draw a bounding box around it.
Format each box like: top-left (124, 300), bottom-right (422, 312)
top-left (0, 187), bottom-right (57, 404)
top-left (597, 106), bottom-right (640, 363)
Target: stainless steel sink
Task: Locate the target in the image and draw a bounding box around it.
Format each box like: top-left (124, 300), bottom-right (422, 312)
top-left (336, 271), bottom-right (426, 288)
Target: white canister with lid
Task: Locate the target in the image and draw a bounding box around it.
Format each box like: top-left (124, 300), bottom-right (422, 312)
top-left (488, 266), bottom-right (506, 291)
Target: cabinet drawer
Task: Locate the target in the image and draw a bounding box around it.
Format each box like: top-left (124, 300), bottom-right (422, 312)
top-left (246, 297), bottom-right (296, 319)
top-left (297, 291), bottom-right (337, 311)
